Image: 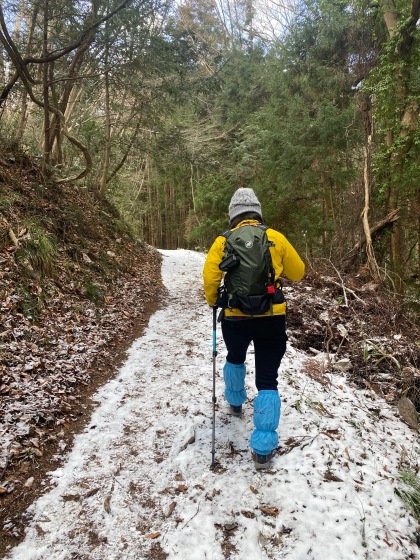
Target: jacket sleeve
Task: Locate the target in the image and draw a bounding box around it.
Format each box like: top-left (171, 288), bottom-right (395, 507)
top-left (269, 229), bottom-right (305, 282)
top-left (202, 236), bottom-right (225, 306)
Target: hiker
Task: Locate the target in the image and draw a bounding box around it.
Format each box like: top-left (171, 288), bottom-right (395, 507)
top-left (202, 188), bottom-right (305, 470)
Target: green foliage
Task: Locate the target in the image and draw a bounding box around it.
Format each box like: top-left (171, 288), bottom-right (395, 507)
top-left (15, 223), bottom-right (58, 277)
top-left (186, 216), bottom-right (226, 246)
top-left (215, 48), bottom-right (266, 126)
top-left (0, 189), bottom-right (23, 221)
top-left (113, 218), bottom-right (136, 239)
top-left (195, 175), bottom-right (232, 218)
top-left (128, 0), bottom-right (375, 256)
top-left (396, 470), bottom-right (420, 521)
top-left (1, 0), bottom-right (418, 282)
top-left (224, 5), bottom-right (365, 253)
top-left (15, 285), bottom-right (43, 320)
top-left (362, 33), bottom-right (420, 196)
top-left (83, 280), bottom-right (105, 305)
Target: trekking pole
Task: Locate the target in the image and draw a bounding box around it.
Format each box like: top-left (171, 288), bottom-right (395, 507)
top-left (210, 305), bottom-right (217, 470)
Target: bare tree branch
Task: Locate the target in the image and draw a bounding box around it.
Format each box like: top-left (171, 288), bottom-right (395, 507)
top-left (0, 0), bottom-right (131, 105)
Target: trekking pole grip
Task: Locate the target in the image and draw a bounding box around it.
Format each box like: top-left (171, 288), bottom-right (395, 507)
top-left (212, 306), bottom-right (218, 357)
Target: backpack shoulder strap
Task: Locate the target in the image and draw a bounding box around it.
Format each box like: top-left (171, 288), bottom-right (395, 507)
top-left (222, 223), bottom-right (268, 237)
top-left (257, 224), bottom-right (269, 232)
top-left (258, 224), bottom-right (274, 248)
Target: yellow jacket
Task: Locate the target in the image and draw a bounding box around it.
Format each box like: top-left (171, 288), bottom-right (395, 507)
top-left (202, 220), bottom-right (305, 317)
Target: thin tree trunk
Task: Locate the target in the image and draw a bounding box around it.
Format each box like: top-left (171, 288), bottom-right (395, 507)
top-left (16, 2), bottom-right (40, 143)
top-left (156, 181), bottom-right (162, 247)
top-left (417, 188), bottom-right (420, 277)
top-left (41, 0), bottom-right (50, 177)
top-left (322, 184), bottom-right (327, 253)
top-left (328, 176), bottom-right (337, 237)
top-left (98, 28), bottom-right (111, 198)
top-left (190, 163), bottom-right (201, 226)
top-left (106, 121), bottom-right (141, 185)
top-left (146, 171), bottom-right (153, 245)
top-left (379, 0), bottom-right (420, 291)
top-left (49, 41), bottom-right (91, 160)
top-left (0, 0), bottom-right (130, 107)
top-left (361, 136), bottom-right (381, 282)
top-left (341, 207), bottom-right (400, 266)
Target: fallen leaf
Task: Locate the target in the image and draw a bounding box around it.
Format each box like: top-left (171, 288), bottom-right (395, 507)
top-left (85, 487), bottom-right (100, 498)
top-left (146, 532), bottom-right (161, 539)
top-left (62, 494), bottom-right (80, 502)
top-left (259, 506), bottom-right (279, 517)
top-left (241, 510), bottom-right (255, 519)
top-left (104, 494), bottom-right (111, 513)
top-left (320, 429), bottom-right (341, 440)
top-left (383, 535), bottom-right (393, 548)
top-left (166, 502), bottom-right (176, 517)
top-left (323, 472), bottom-right (344, 483)
top-left (35, 524), bottom-right (46, 536)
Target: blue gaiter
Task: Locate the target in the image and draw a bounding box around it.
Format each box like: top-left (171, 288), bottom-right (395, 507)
top-left (250, 390), bottom-right (281, 455)
top-left (223, 361), bottom-right (247, 407)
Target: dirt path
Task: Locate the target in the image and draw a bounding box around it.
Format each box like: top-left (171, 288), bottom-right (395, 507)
top-left (4, 250), bottom-right (419, 560)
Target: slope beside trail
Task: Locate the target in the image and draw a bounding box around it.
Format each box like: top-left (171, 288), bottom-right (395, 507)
top-left (4, 250), bottom-right (419, 560)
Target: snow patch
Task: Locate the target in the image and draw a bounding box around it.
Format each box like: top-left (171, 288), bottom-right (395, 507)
top-left (4, 249), bottom-right (419, 560)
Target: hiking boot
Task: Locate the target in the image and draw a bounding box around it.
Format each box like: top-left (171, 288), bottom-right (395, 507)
top-left (230, 404), bottom-right (242, 417)
top-left (252, 451), bottom-right (274, 470)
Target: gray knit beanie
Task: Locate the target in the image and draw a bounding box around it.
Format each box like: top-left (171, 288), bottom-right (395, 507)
top-left (228, 188), bottom-right (262, 221)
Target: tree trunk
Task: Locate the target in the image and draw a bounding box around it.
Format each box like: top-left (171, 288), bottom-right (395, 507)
top-left (361, 135), bottom-right (381, 282)
top-left (15, 2), bottom-right (40, 144)
top-left (379, 0), bottom-right (420, 292)
top-left (341, 208), bottom-right (400, 267)
top-left (41, 0), bottom-right (50, 178)
top-left (98, 24), bottom-right (111, 198)
top-left (49, 40), bottom-right (92, 162)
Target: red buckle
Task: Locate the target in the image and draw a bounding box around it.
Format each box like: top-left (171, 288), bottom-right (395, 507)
top-left (266, 285), bottom-right (275, 294)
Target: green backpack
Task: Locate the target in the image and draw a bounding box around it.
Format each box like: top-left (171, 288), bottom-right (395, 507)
top-left (218, 224), bottom-right (284, 315)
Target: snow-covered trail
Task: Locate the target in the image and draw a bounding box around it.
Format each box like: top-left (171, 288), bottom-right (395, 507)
top-left (5, 250), bottom-right (419, 560)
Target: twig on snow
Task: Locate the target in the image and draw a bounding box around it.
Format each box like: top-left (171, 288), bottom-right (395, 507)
top-left (181, 501), bottom-right (201, 529)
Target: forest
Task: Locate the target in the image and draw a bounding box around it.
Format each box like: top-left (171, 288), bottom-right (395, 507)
top-left (1, 1), bottom-right (420, 556)
top-left (0, 0), bottom-right (419, 297)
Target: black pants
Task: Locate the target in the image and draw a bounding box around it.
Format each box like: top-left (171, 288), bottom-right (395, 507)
top-left (221, 315), bottom-right (287, 391)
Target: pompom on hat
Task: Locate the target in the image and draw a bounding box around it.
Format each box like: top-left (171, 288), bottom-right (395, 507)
top-left (228, 188), bottom-right (262, 221)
